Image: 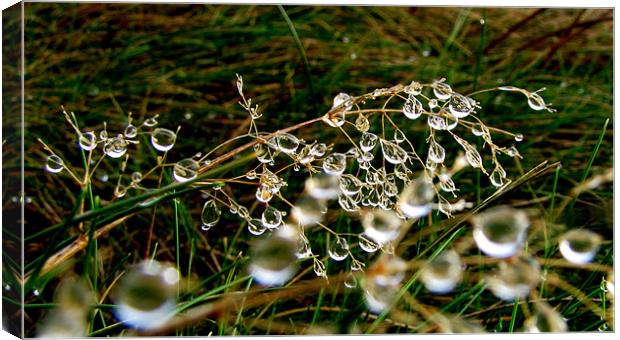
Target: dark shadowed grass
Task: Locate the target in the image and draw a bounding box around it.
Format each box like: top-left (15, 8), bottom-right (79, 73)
top-left (1, 3), bottom-right (612, 336)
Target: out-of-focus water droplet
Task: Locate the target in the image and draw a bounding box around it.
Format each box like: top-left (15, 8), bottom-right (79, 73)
top-left (173, 158), bottom-right (199, 182)
top-left (449, 93), bottom-right (473, 118)
top-left (486, 256), bottom-right (540, 301)
top-left (471, 206), bottom-right (529, 258)
top-left (114, 184), bottom-right (127, 198)
top-left (144, 116), bottom-right (158, 127)
top-left (399, 177), bottom-right (435, 219)
top-left (358, 233), bottom-right (380, 252)
top-left (261, 206), bottom-right (283, 229)
top-left (363, 280), bottom-right (400, 313)
top-left (249, 236), bottom-right (298, 286)
top-left (276, 133), bottom-right (300, 154)
top-left (295, 236), bottom-right (313, 259)
top-left (306, 174), bottom-right (340, 199)
top-left (201, 199), bottom-right (220, 229)
top-left (344, 272), bottom-right (357, 289)
top-left (45, 155), bottom-right (65, 173)
top-left (559, 229), bottom-right (602, 264)
top-left (525, 302), bottom-right (568, 332)
top-left (362, 210), bottom-right (401, 244)
top-left (428, 140), bottom-right (446, 163)
top-left (380, 139), bottom-right (408, 165)
top-left (150, 128), bottom-right (176, 152)
top-left (403, 94), bottom-right (424, 120)
top-left (104, 135), bottom-right (128, 158)
top-left (313, 258), bottom-right (327, 278)
top-left (112, 261), bottom-right (178, 330)
top-left (328, 236), bottom-right (350, 261)
top-left (420, 250), bottom-right (462, 294)
top-left (99, 129), bottom-right (108, 141)
top-left (355, 113), bottom-right (370, 132)
top-left (514, 133), bottom-right (524, 142)
top-left (246, 170), bottom-right (257, 179)
top-left (131, 171), bottom-right (143, 183)
top-left (247, 218), bottom-right (266, 236)
top-left (311, 143), bottom-right (327, 157)
top-left (432, 80), bottom-right (452, 101)
top-left (124, 124), bottom-right (138, 138)
top-left (78, 131), bottom-right (97, 151)
top-left (292, 196), bottom-right (326, 227)
top-left (323, 153), bottom-right (347, 175)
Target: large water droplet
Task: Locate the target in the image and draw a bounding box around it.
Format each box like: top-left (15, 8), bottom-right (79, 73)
top-left (420, 250), bottom-right (462, 294)
top-left (360, 132), bottom-right (378, 152)
top-left (45, 155), bottom-right (65, 173)
top-left (328, 236), bottom-right (350, 261)
top-left (428, 140), bottom-right (446, 163)
top-left (104, 135), bottom-right (128, 158)
top-left (201, 199), bottom-right (221, 228)
top-left (525, 302), bottom-right (568, 332)
top-left (78, 132), bottom-right (97, 151)
top-left (150, 128), bottom-right (176, 152)
top-left (276, 133), bottom-right (300, 154)
top-left (471, 207), bottom-right (529, 258)
top-left (558, 229), bottom-right (602, 264)
top-left (295, 236), bottom-right (313, 259)
top-left (306, 174), bottom-right (340, 199)
top-left (323, 153), bottom-right (347, 175)
top-left (112, 261), bottom-right (178, 330)
top-left (362, 210), bottom-right (402, 244)
top-left (173, 158), bottom-right (199, 182)
top-left (380, 139), bottom-right (408, 165)
top-left (363, 280), bottom-right (400, 313)
top-left (254, 143), bottom-right (273, 164)
top-left (249, 236), bottom-right (298, 286)
top-left (291, 196), bottom-right (325, 227)
top-left (261, 206), bottom-right (283, 229)
top-left (448, 93), bottom-right (473, 118)
top-left (399, 177), bottom-right (435, 219)
top-left (486, 256), bottom-right (540, 301)
top-left (403, 94), bottom-right (424, 120)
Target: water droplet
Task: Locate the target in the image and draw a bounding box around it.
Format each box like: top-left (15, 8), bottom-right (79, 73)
top-left (78, 132), bottom-right (97, 151)
top-left (150, 128), bottom-right (176, 152)
top-left (45, 155), bottom-right (65, 173)
top-left (514, 133), bottom-right (524, 142)
top-left (359, 132), bottom-right (377, 152)
top-left (358, 233), bottom-right (380, 252)
top-left (245, 170), bottom-right (257, 179)
top-left (100, 173), bottom-right (109, 182)
top-left (471, 207), bottom-right (529, 258)
top-left (527, 92), bottom-right (547, 111)
top-left (393, 129), bottom-right (406, 143)
top-left (144, 116), bottom-right (158, 127)
top-left (558, 229), bottom-right (602, 264)
top-left (173, 158), bottom-right (199, 182)
top-left (201, 199), bottom-right (221, 228)
top-left (112, 261), bottom-right (177, 330)
top-left (471, 123), bottom-right (486, 136)
top-left (427, 115), bottom-right (448, 130)
top-left (338, 194), bottom-right (359, 212)
top-left (311, 143), bottom-right (327, 157)
top-left (295, 236), bottom-right (313, 259)
top-left (261, 206), bottom-right (283, 229)
top-left (323, 153), bottom-right (347, 175)
top-left (33, 289), bottom-right (40, 296)
top-left (355, 113), bottom-right (370, 132)
top-left (103, 135), bottom-right (128, 158)
top-left (420, 250), bottom-right (462, 294)
top-left (338, 175), bottom-right (362, 196)
top-left (254, 143), bottom-right (273, 164)
top-left (432, 80), bottom-right (452, 101)
top-left (114, 184), bottom-right (127, 198)
top-left (255, 183), bottom-right (274, 203)
top-left (249, 236), bottom-right (298, 286)
top-left (439, 174), bottom-right (456, 193)
top-left (399, 177), bottom-right (435, 219)
top-left (313, 258), bottom-right (327, 278)
top-left (99, 129), bottom-right (108, 141)
top-left (404, 81), bottom-right (423, 95)
top-left (276, 133), bottom-right (300, 154)
top-left (328, 236), bottom-right (349, 261)
top-left (448, 93), bottom-right (473, 118)
top-left (380, 139), bottom-right (408, 165)
top-left (525, 302), bottom-right (568, 332)
top-left (363, 280), bottom-right (400, 313)
top-left (291, 196), bottom-right (326, 227)
top-left (428, 140), bottom-right (446, 163)
top-left (344, 272), bottom-right (357, 289)
top-left (489, 165), bottom-right (506, 188)
top-left (486, 256), bottom-right (540, 301)
top-left (247, 218), bottom-right (267, 236)
top-left (362, 210), bottom-right (402, 244)
top-left (305, 174), bottom-right (340, 200)
top-left (324, 93), bottom-right (352, 127)
top-left (131, 172), bottom-right (143, 183)
top-left (124, 124), bottom-right (138, 138)
top-left (403, 94), bottom-right (424, 120)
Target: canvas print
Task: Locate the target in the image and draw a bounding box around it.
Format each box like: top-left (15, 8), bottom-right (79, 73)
top-left (1, 2), bottom-right (613, 337)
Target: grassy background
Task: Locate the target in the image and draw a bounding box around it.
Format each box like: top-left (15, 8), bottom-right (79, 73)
top-left (1, 3), bottom-right (613, 336)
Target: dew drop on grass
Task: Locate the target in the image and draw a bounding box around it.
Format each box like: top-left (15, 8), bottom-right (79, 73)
top-left (471, 123), bottom-right (485, 136)
top-left (112, 261), bottom-right (178, 330)
top-left (104, 135), bottom-right (128, 158)
top-left (322, 153), bottom-right (346, 175)
top-left (324, 93), bottom-right (352, 127)
top-left (291, 196), bottom-right (326, 227)
top-left (114, 184), bottom-right (127, 198)
top-left (201, 199), bottom-right (221, 229)
top-left (527, 92), bottom-right (547, 111)
top-left (45, 155), bottom-right (65, 173)
top-left (338, 194), bottom-right (359, 212)
top-left (144, 116), bottom-right (158, 127)
top-left (358, 233), bottom-right (380, 253)
top-left (355, 113), bottom-right (370, 132)
top-left (131, 171), bottom-right (142, 183)
top-left (261, 206), bottom-right (283, 229)
top-left (525, 302), bottom-right (568, 333)
top-left (403, 94), bottom-right (424, 120)
top-left (471, 206), bottom-right (529, 258)
top-left (428, 140), bottom-right (446, 163)
top-left (514, 133), bottom-right (524, 142)
top-left (448, 93), bottom-right (473, 118)
top-left (306, 174), bottom-right (340, 199)
top-left (339, 174), bottom-right (363, 195)
top-left (380, 139), bottom-right (408, 165)
top-left (360, 132), bottom-right (378, 152)
top-left (247, 218), bottom-right (267, 236)
top-left (420, 250), bottom-right (462, 294)
top-left (558, 229), bottom-right (602, 264)
top-left (427, 115), bottom-right (447, 130)
top-left (362, 210), bottom-right (402, 245)
top-left (486, 256), bottom-right (540, 301)
top-left (432, 80), bottom-right (452, 101)
top-left (311, 143), bottom-right (327, 157)
top-left (399, 177), bottom-right (435, 219)
top-left (254, 143), bottom-right (273, 164)
top-left (344, 272), bottom-right (357, 289)
top-left (78, 131), bottom-right (97, 151)
top-left (255, 183), bottom-right (274, 203)
top-left (124, 124), bottom-right (138, 138)
top-left (313, 258), bottom-right (327, 278)
top-left (276, 133), bottom-right (300, 154)
top-left (328, 236), bottom-right (349, 261)
top-left (150, 128), bottom-right (176, 152)
top-left (173, 158), bottom-right (199, 182)
top-left (489, 165), bottom-right (506, 187)
top-left (249, 236), bottom-right (298, 286)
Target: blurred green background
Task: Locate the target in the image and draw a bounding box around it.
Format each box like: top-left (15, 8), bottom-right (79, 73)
top-left (1, 3), bottom-right (613, 335)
